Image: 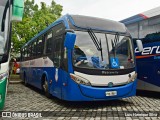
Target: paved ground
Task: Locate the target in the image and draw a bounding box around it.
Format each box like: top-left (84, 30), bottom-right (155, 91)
top-left (1, 83), bottom-right (160, 120)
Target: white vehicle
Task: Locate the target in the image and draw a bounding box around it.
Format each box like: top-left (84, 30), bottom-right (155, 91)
top-left (0, 0), bottom-right (24, 109)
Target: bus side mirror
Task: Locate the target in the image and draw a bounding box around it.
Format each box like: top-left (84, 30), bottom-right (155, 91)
top-left (64, 32), bottom-right (76, 49)
top-left (136, 40), bottom-right (143, 52)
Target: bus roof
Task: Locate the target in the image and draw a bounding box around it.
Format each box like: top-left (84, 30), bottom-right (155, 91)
top-left (68, 15), bottom-right (126, 33)
top-left (23, 14), bottom-right (127, 48)
top-left (121, 6), bottom-right (160, 25)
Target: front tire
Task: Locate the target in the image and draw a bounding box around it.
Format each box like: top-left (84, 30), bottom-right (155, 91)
top-left (43, 76), bottom-right (51, 98)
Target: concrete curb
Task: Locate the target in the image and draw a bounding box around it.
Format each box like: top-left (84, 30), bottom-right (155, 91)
top-left (9, 80), bottom-right (23, 84)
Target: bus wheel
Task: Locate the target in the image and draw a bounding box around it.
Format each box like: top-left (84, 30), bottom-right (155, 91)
top-left (43, 76), bottom-right (51, 98)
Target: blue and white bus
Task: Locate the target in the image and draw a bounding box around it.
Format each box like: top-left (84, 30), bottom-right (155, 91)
top-left (20, 14), bottom-right (142, 101)
top-left (121, 6), bottom-right (160, 92)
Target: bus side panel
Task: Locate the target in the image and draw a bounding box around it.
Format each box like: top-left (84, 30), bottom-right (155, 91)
top-left (49, 68), bottom-right (66, 99)
top-left (0, 78), bottom-right (7, 110)
top-left (25, 67), bottom-right (30, 84)
top-left (28, 67), bottom-right (51, 90)
top-left (28, 67), bottom-right (32, 85)
top-left (154, 63), bottom-right (160, 86)
top-left (34, 67), bottom-right (44, 89)
top-left (137, 61), bottom-right (160, 87)
top-left (27, 67), bottom-right (34, 86)
top-left (32, 67), bottom-right (39, 87)
top-left (136, 42), bottom-right (160, 89)
top-left (137, 61), bottom-right (155, 84)
top-left (61, 77), bottom-right (93, 101)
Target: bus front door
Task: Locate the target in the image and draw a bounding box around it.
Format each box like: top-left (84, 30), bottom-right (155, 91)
top-left (50, 37), bottom-right (63, 99)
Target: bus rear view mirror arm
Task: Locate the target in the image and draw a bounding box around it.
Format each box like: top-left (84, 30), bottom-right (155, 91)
top-left (64, 32), bottom-right (76, 49)
top-left (136, 40), bottom-right (143, 52)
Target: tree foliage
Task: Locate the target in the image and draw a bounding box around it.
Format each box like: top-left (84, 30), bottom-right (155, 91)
top-left (12, 0), bottom-right (63, 54)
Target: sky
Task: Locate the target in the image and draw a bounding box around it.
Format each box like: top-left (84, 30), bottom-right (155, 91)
top-left (34, 0), bottom-right (160, 21)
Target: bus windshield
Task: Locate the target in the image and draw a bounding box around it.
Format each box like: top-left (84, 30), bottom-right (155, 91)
top-left (0, 37), bottom-right (4, 55)
top-left (0, 0), bottom-right (6, 29)
top-left (73, 31), bottom-right (134, 70)
top-left (0, 0), bottom-right (7, 59)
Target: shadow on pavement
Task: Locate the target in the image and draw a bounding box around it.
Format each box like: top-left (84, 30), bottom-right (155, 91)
top-left (22, 83), bottom-right (134, 109)
top-left (57, 100), bottom-right (133, 110)
top-left (137, 90), bottom-right (160, 99)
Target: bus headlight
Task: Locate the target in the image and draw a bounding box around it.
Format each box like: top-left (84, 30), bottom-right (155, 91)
top-left (128, 73), bottom-right (137, 83)
top-left (0, 72), bottom-right (8, 81)
top-left (70, 74), bottom-right (91, 86)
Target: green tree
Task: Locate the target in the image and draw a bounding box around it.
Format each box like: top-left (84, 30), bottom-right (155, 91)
top-left (12, 0), bottom-right (63, 54)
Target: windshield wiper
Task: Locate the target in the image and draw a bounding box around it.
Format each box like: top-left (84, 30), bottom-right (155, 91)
top-left (88, 28), bottom-right (103, 61)
top-left (111, 33), bottom-right (119, 57)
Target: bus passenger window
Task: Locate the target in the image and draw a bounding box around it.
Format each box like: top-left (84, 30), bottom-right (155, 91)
top-left (37, 36), bottom-right (44, 56)
top-left (28, 45), bottom-right (32, 59)
top-left (54, 37), bottom-right (62, 67)
top-left (45, 32), bottom-right (52, 54)
top-left (32, 41), bottom-right (37, 57)
top-left (24, 47), bottom-right (27, 60)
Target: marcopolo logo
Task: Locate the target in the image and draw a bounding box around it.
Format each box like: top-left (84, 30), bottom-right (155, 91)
top-left (135, 46), bottom-right (160, 55)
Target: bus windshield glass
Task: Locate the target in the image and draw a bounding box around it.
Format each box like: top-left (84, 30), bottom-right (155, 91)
top-left (0, 0), bottom-right (7, 58)
top-left (73, 31), bottom-right (134, 70)
top-left (0, 0), bottom-right (6, 29)
top-left (0, 37), bottom-right (4, 55)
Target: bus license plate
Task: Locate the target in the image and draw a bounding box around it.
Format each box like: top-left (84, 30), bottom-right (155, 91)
top-left (106, 91), bottom-right (117, 96)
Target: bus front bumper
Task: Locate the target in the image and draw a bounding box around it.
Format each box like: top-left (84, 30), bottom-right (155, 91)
top-left (79, 81), bottom-right (137, 100)
top-left (62, 79), bottom-right (137, 101)
top-left (0, 77), bottom-right (7, 110)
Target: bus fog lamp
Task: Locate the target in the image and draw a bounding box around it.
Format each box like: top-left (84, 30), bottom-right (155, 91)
top-left (70, 74), bottom-right (91, 86)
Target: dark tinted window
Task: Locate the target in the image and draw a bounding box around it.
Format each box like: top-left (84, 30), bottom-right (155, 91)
top-left (28, 44), bottom-right (32, 58)
top-left (45, 31), bottom-right (53, 54)
top-left (32, 40), bottom-right (37, 57)
top-left (53, 36), bottom-right (63, 67)
top-left (24, 47), bottom-right (27, 59)
top-left (52, 23), bottom-right (65, 67)
top-left (21, 48), bottom-right (25, 61)
top-left (21, 23), bottom-right (65, 61)
top-left (53, 23), bottom-right (65, 37)
top-left (37, 36), bottom-right (44, 56)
